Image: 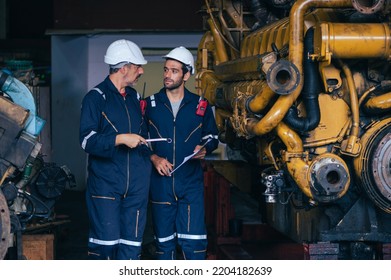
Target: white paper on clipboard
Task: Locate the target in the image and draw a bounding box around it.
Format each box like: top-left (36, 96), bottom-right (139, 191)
top-left (169, 138), bottom-right (212, 175)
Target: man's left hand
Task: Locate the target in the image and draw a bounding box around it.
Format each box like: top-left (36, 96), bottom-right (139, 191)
top-left (192, 145), bottom-right (206, 159)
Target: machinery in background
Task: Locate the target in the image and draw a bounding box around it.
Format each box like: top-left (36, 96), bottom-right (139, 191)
top-left (197, 0), bottom-right (391, 259)
top-left (0, 70), bottom-right (75, 259)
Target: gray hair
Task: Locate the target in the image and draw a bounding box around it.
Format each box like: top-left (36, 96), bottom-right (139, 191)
top-left (110, 61), bottom-right (129, 69)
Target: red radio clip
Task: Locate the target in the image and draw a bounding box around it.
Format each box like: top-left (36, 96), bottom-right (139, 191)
top-left (196, 85), bottom-right (208, 117)
top-left (196, 99), bottom-right (208, 116)
top-left (140, 99), bottom-right (147, 116)
top-left (140, 82), bottom-right (147, 116)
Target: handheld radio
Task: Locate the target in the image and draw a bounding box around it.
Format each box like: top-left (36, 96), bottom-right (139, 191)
top-left (140, 82), bottom-right (147, 116)
top-left (196, 85), bottom-right (208, 117)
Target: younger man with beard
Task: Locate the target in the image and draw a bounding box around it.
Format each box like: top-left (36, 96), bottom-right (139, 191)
top-left (145, 46), bottom-right (219, 260)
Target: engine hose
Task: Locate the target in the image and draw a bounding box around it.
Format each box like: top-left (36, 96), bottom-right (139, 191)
top-left (284, 27), bottom-right (321, 132)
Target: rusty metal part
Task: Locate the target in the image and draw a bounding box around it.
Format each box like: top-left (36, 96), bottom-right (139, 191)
top-left (309, 153), bottom-right (350, 202)
top-left (0, 96), bottom-right (30, 127)
top-left (352, 0), bottom-right (388, 14)
top-left (266, 60), bottom-right (301, 95)
top-left (0, 190), bottom-right (11, 259)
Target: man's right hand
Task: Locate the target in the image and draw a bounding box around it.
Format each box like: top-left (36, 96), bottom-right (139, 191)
top-left (115, 133), bottom-right (147, 148)
top-left (150, 154), bottom-right (173, 176)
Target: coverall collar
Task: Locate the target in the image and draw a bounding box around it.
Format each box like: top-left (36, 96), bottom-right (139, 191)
top-left (104, 75), bottom-right (133, 97)
top-left (157, 87), bottom-right (193, 106)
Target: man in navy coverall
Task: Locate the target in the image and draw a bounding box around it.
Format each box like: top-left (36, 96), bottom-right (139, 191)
top-left (145, 46), bottom-right (219, 260)
top-left (79, 39), bottom-right (151, 259)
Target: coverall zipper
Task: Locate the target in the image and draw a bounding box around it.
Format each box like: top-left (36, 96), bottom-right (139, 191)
top-left (123, 95), bottom-right (131, 198)
top-left (173, 124), bottom-right (177, 201)
top-left (164, 102), bottom-right (180, 201)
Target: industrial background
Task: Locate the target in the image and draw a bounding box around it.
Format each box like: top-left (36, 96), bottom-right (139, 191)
top-left (1, 0), bottom-right (391, 260)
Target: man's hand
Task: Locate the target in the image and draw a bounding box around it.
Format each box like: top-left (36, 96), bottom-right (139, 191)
top-left (116, 133), bottom-right (147, 148)
top-left (192, 145), bottom-right (206, 159)
top-left (150, 154), bottom-right (173, 176)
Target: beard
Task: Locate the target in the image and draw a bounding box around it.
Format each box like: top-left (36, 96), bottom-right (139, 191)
top-left (164, 78), bottom-right (183, 90)
top-left (127, 74), bottom-right (141, 87)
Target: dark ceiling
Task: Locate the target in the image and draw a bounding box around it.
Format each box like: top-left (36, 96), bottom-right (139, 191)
top-left (7, 0), bottom-right (204, 39)
top-left (1, 0), bottom-right (205, 67)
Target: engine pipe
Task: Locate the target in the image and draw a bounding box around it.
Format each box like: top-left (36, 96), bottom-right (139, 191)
top-left (313, 22), bottom-right (391, 61)
top-left (363, 91), bottom-right (391, 114)
top-left (207, 18), bottom-right (229, 64)
top-left (338, 60), bottom-right (361, 156)
top-left (204, 0), bottom-right (229, 64)
top-left (362, 80), bottom-right (391, 114)
top-left (284, 28), bottom-right (321, 132)
top-left (359, 81), bottom-right (391, 114)
top-left (275, 122), bottom-right (313, 199)
top-left (247, 85), bottom-right (275, 113)
top-left (276, 122), bottom-right (350, 202)
top-left (246, 0), bottom-right (353, 136)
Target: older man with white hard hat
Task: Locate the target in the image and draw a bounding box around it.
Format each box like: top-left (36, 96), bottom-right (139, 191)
top-left (79, 39), bottom-right (151, 260)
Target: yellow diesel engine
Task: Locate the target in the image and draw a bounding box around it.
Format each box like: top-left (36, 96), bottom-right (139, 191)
top-left (197, 0), bottom-right (391, 258)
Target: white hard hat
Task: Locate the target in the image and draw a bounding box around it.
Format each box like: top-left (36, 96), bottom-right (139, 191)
top-left (104, 39), bottom-right (147, 66)
top-left (163, 46), bottom-right (195, 75)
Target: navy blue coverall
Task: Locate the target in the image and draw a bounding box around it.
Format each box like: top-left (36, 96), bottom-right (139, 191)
top-left (145, 87), bottom-right (219, 259)
top-left (79, 76), bottom-right (151, 260)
